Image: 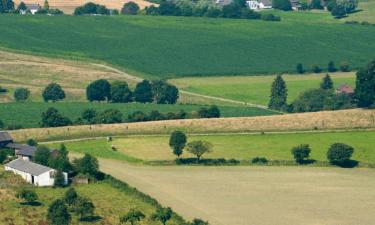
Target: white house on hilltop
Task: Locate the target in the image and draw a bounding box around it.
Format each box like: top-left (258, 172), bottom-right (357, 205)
top-left (247, 0), bottom-right (273, 10)
top-left (4, 159), bottom-right (67, 186)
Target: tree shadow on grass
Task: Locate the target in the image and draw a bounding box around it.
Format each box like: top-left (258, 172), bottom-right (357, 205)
top-left (300, 159), bottom-right (316, 165)
top-left (80, 215), bottom-right (102, 222)
top-left (20, 201), bottom-right (42, 206)
top-left (335, 160), bottom-right (359, 168)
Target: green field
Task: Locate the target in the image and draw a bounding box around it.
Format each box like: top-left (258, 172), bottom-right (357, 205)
top-left (344, 0), bottom-right (375, 23)
top-left (0, 167), bottom-right (185, 225)
top-left (0, 14), bottom-right (374, 78)
top-left (49, 130), bottom-right (375, 164)
top-left (0, 102), bottom-right (277, 128)
top-left (171, 72), bottom-right (356, 105)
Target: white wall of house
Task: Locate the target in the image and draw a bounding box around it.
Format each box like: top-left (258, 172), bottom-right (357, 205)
top-left (4, 166), bottom-right (33, 183)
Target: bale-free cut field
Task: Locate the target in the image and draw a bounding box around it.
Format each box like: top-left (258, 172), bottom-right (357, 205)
top-left (0, 14), bottom-right (374, 78)
top-left (100, 159), bottom-right (375, 225)
top-left (51, 130), bottom-right (375, 164)
top-left (170, 72), bottom-right (355, 105)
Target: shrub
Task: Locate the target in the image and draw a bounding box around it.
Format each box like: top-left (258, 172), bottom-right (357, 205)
top-left (47, 199), bottom-right (71, 225)
top-left (312, 65), bottom-right (322, 73)
top-left (261, 14), bottom-right (281, 21)
top-left (34, 145), bottom-right (51, 166)
top-left (64, 187), bottom-right (78, 206)
top-left (127, 111), bottom-right (148, 122)
top-left (121, 1), bottom-right (139, 15)
top-left (72, 196), bottom-right (95, 220)
top-left (16, 189), bottom-right (38, 204)
top-left (310, 0), bottom-right (324, 9)
top-left (339, 61), bottom-right (351, 72)
top-left (13, 87), bottom-right (30, 101)
top-left (26, 139), bottom-right (38, 146)
top-left (0, 119), bottom-right (4, 129)
top-left (327, 143), bottom-right (354, 166)
top-left (54, 170), bottom-right (66, 187)
top-left (291, 144), bottom-right (311, 164)
top-left (81, 108), bottom-right (97, 124)
top-left (292, 88), bottom-right (333, 112)
top-left (96, 109), bottom-right (123, 124)
top-left (42, 83), bottom-right (65, 102)
top-left (251, 157), bottom-right (268, 164)
top-left (41, 107), bottom-right (72, 127)
top-left (0, 86), bottom-right (7, 93)
top-left (327, 61), bottom-right (337, 72)
top-left (296, 63), bottom-right (305, 74)
top-left (0, 150), bottom-right (7, 164)
top-left (120, 209), bottom-right (145, 224)
top-left (331, 4), bottom-right (346, 18)
top-left (272, 0), bottom-right (292, 10)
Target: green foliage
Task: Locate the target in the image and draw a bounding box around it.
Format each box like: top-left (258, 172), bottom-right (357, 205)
top-left (251, 157), bottom-right (268, 164)
top-left (355, 58), bottom-right (375, 107)
top-left (47, 199), bottom-right (71, 225)
top-left (311, 65), bottom-right (322, 73)
top-left (122, 1), bottom-right (139, 15)
top-left (320, 74), bottom-right (334, 90)
top-left (0, 0), bottom-right (14, 12)
top-left (327, 143), bottom-right (354, 166)
top-left (337, 0), bottom-right (358, 13)
top-left (332, 4), bottom-right (347, 18)
top-left (310, 0), bottom-right (324, 9)
top-left (292, 88), bottom-right (332, 112)
top-left (197, 105), bottom-right (221, 118)
top-left (96, 108), bottom-right (123, 124)
top-left (72, 196), bottom-right (95, 219)
top-left (120, 209), bottom-right (146, 225)
top-left (0, 119), bottom-right (4, 129)
top-left (339, 61), bottom-right (351, 72)
top-left (42, 83), bottom-right (65, 102)
top-left (272, 0), bottom-right (292, 11)
top-left (34, 145), bottom-right (51, 166)
top-left (64, 187), bottom-right (78, 206)
top-left (13, 87), bottom-right (30, 102)
top-left (110, 81), bottom-right (132, 103)
top-left (86, 79), bottom-right (111, 102)
top-left (49, 144), bottom-right (72, 172)
top-left (74, 2), bottom-right (109, 15)
top-left (169, 130), bottom-right (187, 158)
top-left (327, 61), bottom-right (337, 72)
top-left (81, 108), bottom-right (97, 124)
top-left (54, 170), bottom-right (66, 187)
top-left (43, 0), bottom-right (49, 10)
top-left (152, 80), bottom-right (179, 104)
top-left (186, 140), bottom-right (213, 161)
top-left (134, 80), bottom-right (153, 103)
top-left (291, 144), bottom-right (311, 163)
top-left (16, 189), bottom-right (38, 204)
top-left (0, 150), bottom-right (7, 163)
top-left (190, 218), bottom-right (209, 225)
top-left (41, 107), bottom-right (72, 127)
top-left (26, 138), bottom-right (38, 146)
top-left (151, 207), bottom-right (173, 225)
top-left (268, 74), bottom-right (287, 110)
top-left (73, 154), bottom-right (99, 177)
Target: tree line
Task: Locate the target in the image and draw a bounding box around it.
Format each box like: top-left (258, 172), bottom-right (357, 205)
top-left (269, 58), bottom-right (375, 112)
top-left (0, 0), bottom-right (63, 15)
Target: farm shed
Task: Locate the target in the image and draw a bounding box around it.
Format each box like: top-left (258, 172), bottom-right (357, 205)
top-left (336, 84), bottom-right (354, 95)
top-left (0, 131), bottom-right (13, 148)
top-left (20, 4), bottom-right (41, 14)
top-left (4, 158), bottom-right (68, 186)
top-left (6, 143), bottom-right (36, 161)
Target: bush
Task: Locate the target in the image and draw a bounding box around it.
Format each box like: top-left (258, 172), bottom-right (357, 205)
top-left (291, 144), bottom-right (311, 164)
top-left (74, 2), bottom-right (109, 15)
top-left (310, 0), bottom-right (324, 9)
top-left (42, 83), bottom-right (65, 102)
top-left (296, 63), bottom-right (305, 74)
top-left (339, 61), bottom-right (351, 72)
top-left (331, 4), bottom-right (346, 18)
top-left (96, 109), bottom-right (123, 124)
top-left (197, 105), bottom-right (221, 118)
top-left (292, 88), bottom-right (333, 112)
top-left (311, 65), bottom-right (322, 73)
top-left (41, 107), bottom-right (72, 127)
top-left (13, 87), bottom-right (30, 101)
top-left (327, 61), bottom-right (337, 72)
top-left (261, 14), bottom-right (281, 21)
top-left (0, 86), bottom-right (7, 93)
top-left (0, 119), bottom-right (4, 129)
top-left (272, 0), bottom-right (292, 11)
top-left (327, 143), bottom-right (354, 166)
top-left (251, 157), bottom-right (268, 164)
top-left (127, 111), bottom-right (148, 122)
top-left (26, 139), bottom-right (38, 146)
top-left (121, 1), bottom-right (139, 15)
top-left (47, 199), bottom-right (71, 225)
top-left (16, 189), bottom-right (38, 204)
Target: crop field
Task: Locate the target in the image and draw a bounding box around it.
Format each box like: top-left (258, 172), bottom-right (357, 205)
top-left (49, 130), bottom-right (375, 164)
top-left (100, 159), bottom-right (375, 225)
top-left (0, 15), bottom-right (374, 78)
top-left (171, 72), bottom-right (355, 105)
top-left (344, 0), bottom-right (375, 23)
top-left (0, 102), bottom-right (276, 128)
top-left (0, 167), bottom-right (184, 225)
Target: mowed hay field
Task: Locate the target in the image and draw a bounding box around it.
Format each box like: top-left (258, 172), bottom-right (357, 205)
top-left (9, 109), bottom-right (375, 141)
top-left (170, 72), bottom-right (355, 105)
top-left (0, 167), bottom-right (185, 225)
top-left (0, 15), bottom-right (374, 78)
top-left (54, 130), bottom-right (375, 163)
top-left (344, 0), bottom-right (375, 23)
top-left (100, 159), bottom-right (375, 225)
top-left (0, 102), bottom-right (276, 128)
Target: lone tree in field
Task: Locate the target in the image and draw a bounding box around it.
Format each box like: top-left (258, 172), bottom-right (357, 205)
top-left (151, 207), bottom-right (173, 225)
top-left (328, 61), bottom-right (337, 72)
top-left (355, 58), bottom-right (375, 107)
top-left (34, 145), bottom-right (51, 166)
top-left (134, 80), bottom-right (153, 103)
top-left (120, 209), bottom-right (146, 225)
top-left (54, 170), bottom-right (66, 187)
top-left (327, 143), bottom-right (354, 166)
top-left (16, 189), bottom-right (38, 205)
top-left (43, 83), bottom-right (66, 102)
top-left (47, 199), bottom-right (71, 225)
top-left (169, 131), bottom-right (187, 158)
top-left (72, 196), bottom-right (95, 220)
top-left (64, 187), bottom-right (78, 206)
top-left (320, 74), bottom-right (334, 90)
top-left (291, 144), bottom-right (311, 164)
top-left (86, 79), bottom-right (111, 102)
top-left (14, 87), bottom-right (30, 102)
top-left (186, 140), bottom-right (213, 162)
top-left (121, 1), bottom-right (140, 15)
top-left (296, 63), bottom-right (304, 74)
top-left (269, 74), bottom-right (287, 110)
top-left (110, 81), bottom-right (133, 103)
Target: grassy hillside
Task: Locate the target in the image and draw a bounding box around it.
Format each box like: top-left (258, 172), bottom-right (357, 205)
top-left (171, 72), bottom-right (355, 105)
top-left (50, 130), bottom-right (375, 164)
top-left (0, 15), bottom-right (374, 78)
top-left (0, 102), bottom-right (277, 128)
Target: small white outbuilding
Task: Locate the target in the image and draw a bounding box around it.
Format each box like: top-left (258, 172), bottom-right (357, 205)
top-left (4, 159), bottom-right (68, 187)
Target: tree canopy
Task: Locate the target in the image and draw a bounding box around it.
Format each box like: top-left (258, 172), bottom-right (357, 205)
top-left (47, 199), bottom-right (71, 225)
top-left (121, 1), bottom-right (139, 15)
top-left (169, 130), bottom-right (187, 158)
top-left (134, 80), bottom-right (153, 103)
top-left (41, 107), bottom-right (72, 127)
top-left (42, 83), bottom-right (66, 102)
top-left (120, 209), bottom-right (145, 225)
top-left (355, 58), bottom-right (375, 107)
top-left (268, 74), bottom-right (287, 110)
top-left (14, 87), bottom-right (30, 101)
top-left (86, 79), bottom-right (111, 102)
top-left (320, 74), bottom-right (334, 90)
top-left (110, 81), bottom-right (133, 103)
top-left (34, 145), bottom-right (51, 166)
top-left (186, 140), bottom-right (213, 161)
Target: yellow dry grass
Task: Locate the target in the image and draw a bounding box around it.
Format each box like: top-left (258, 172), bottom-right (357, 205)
top-left (9, 108), bottom-right (375, 142)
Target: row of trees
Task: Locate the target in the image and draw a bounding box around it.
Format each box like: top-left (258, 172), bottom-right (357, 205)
top-left (296, 61), bottom-right (351, 74)
top-left (269, 58), bottom-right (375, 111)
top-left (144, 0), bottom-right (281, 21)
top-left (74, 2), bottom-right (111, 15)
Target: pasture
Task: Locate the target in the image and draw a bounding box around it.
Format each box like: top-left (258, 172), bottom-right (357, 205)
top-left (50, 130), bottom-right (375, 164)
top-left (0, 102), bottom-right (276, 128)
top-left (171, 72), bottom-right (355, 105)
top-left (100, 159), bottom-right (375, 225)
top-left (0, 15), bottom-right (374, 78)
top-left (0, 167), bottom-right (185, 225)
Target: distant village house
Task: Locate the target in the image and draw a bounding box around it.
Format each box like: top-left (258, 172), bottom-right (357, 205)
top-left (0, 131), bottom-right (13, 148)
top-left (20, 4), bottom-right (41, 15)
top-left (336, 84), bottom-right (354, 95)
top-left (247, 0), bottom-right (272, 10)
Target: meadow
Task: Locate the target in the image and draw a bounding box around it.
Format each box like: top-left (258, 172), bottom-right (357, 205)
top-left (101, 159), bottom-right (375, 225)
top-left (0, 102), bottom-right (276, 128)
top-left (51, 130), bottom-right (375, 164)
top-left (171, 72), bottom-right (355, 105)
top-left (0, 14), bottom-right (374, 78)
top-left (0, 167), bottom-right (186, 225)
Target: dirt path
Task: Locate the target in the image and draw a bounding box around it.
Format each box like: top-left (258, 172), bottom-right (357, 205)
top-left (99, 159), bottom-right (375, 225)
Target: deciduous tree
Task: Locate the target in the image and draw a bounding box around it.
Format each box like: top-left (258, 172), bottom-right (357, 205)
top-left (42, 83), bottom-right (65, 102)
top-left (86, 79), bottom-right (111, 102)
top-left (355, 58), bottom-right (375, 107)
top-left (186, 140), bottom-right (213, 162)
top-left (169, 131), bottom-right (187, 158)
top-left (120, 209), bottom-right (145, 225)
top-left (268, 74), bottom-right (287, 110)
top-left (47, 199), bottom-right (71, 225)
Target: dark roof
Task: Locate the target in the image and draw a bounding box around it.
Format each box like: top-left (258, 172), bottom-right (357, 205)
top-left (216, 0), bottom-right (233, 6)
top-left (5, 159), bottom-right (53, 176)
top-left (260, 0), bottom-right (272, 6)
top-left (0, 131), bottom-right (13, 142)
top-left (7, 143), bottom-right (37, 156)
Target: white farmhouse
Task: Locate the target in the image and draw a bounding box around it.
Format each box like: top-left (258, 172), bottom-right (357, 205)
top-left (20, 4), bottom-right (41, 15)
top-left (4, 159), bottom-right (68, 186)
top-left (247, 0), bottom-right (272, 10)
